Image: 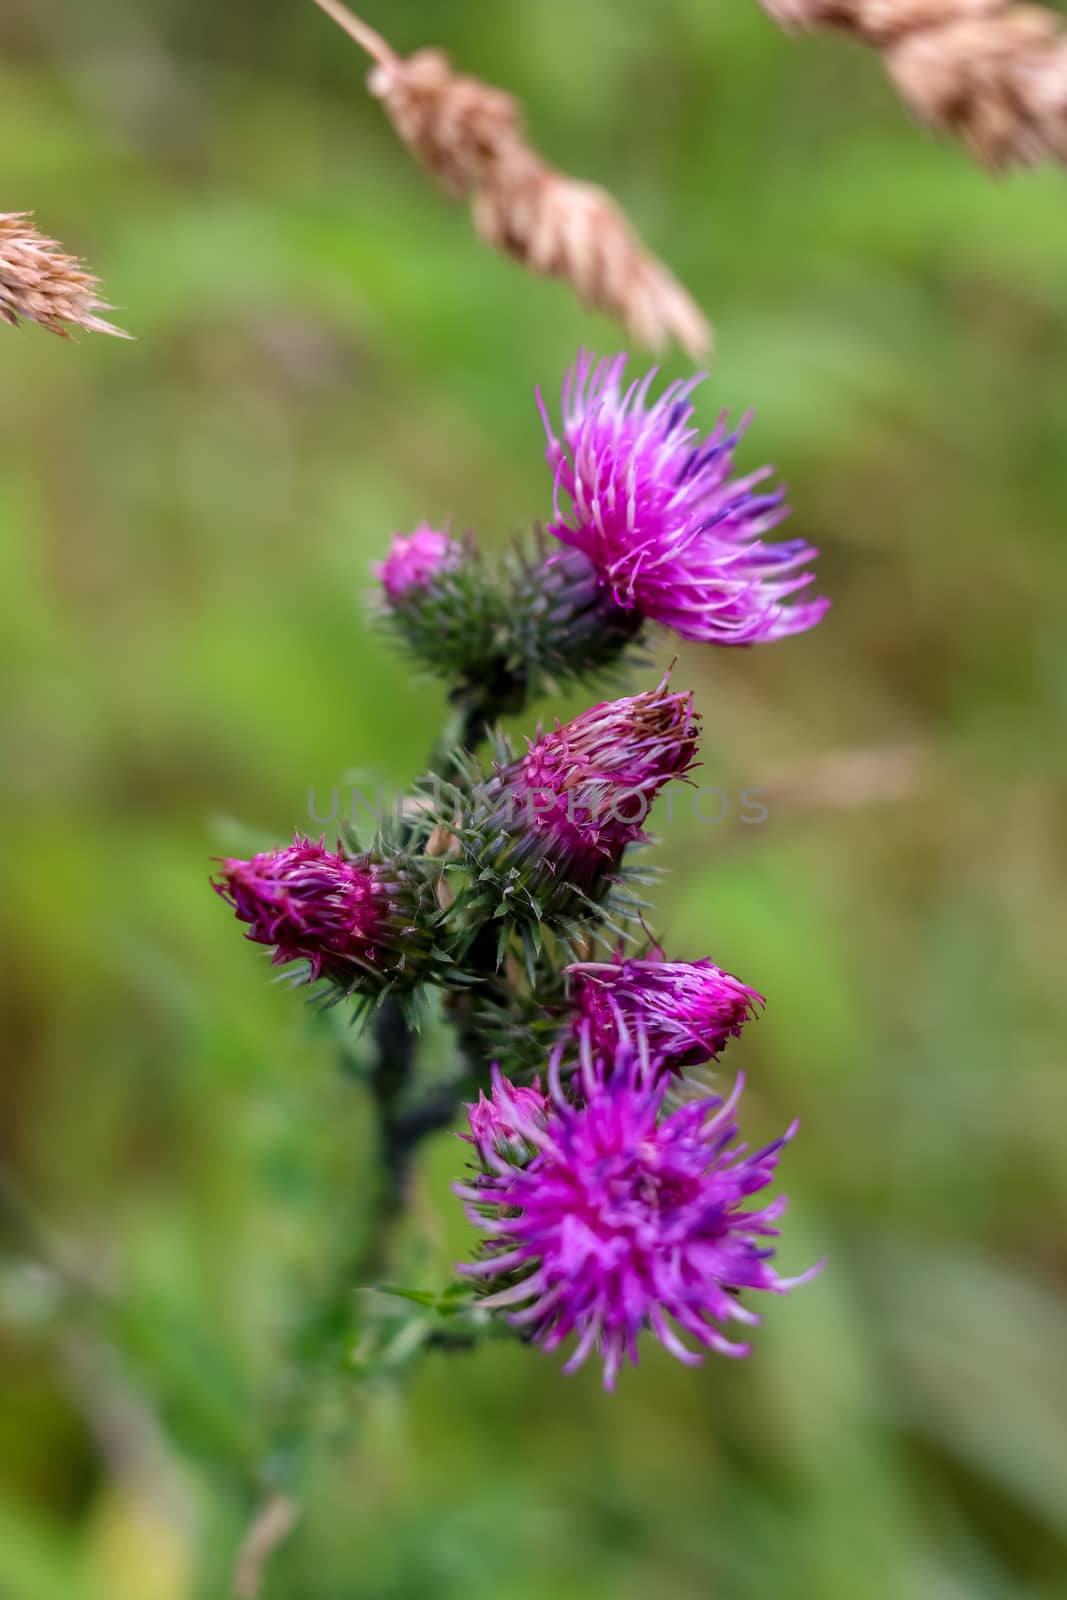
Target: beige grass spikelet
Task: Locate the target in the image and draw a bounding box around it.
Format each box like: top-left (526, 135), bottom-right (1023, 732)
top-left (309, 0), bottom-right (711, 358)
top-left (760, 0), bottom-right (1067, 169)
top-left (0, 213), bottom-right (128, 339)
top-left (365, 46), bottom-right (522, 195)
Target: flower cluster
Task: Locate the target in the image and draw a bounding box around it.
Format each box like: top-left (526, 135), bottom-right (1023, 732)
top-left (213, 351), bottom-right (825, 1392)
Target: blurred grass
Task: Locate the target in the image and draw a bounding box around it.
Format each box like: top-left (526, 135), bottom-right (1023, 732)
top-left (2, 1), bottom-right (1067, 1596)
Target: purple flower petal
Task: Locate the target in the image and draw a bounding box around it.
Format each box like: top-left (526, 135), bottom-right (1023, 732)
top-left (541, 353), bottom-right (829, 646)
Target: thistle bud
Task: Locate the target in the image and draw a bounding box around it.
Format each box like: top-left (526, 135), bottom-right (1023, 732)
top-left (374, 523), bottom-right (463, 602)
top-left (212, 834), bottom-right (432, 993)
top-left (565, 951), bottom-right (763, 1073)
top-left (464, 1066), bottom-right (551, 1167)
top-left (374, 526), bottom-right (648, 734)
top-left (474, 681), bottom-right (699, 909)
top-left (372, 525), bottom-right (516, 706)
top-left (506, 541), bottom-right (645, 692)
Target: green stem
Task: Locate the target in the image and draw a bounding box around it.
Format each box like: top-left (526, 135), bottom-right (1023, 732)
top-left (428, 690), bottom-right (500, 780)
top-left (231, 709), bottom-right (506, 1590)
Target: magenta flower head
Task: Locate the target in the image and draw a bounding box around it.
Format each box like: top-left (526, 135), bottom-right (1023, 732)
top-left (481, 679), bottom-right (699, 896)
top-left (373, 522), bottom-right (463, 603)
top-left (213, 833), bottom-right (431, 991)
top-left (457, 1048), bottom-right (819, 1389)
top-left (539, 352), bottom-right (829, 646)
top-left (566, 952), bottom-right (763, 1072)
top-left (465, 1066), bottom-right (551, 1166)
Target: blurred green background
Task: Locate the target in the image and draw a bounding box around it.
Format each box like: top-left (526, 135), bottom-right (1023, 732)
top-left (3, 1), bottom-right (1067, 1596)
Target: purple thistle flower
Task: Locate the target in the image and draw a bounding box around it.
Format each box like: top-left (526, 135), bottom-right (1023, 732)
top-left (457, 1046), bottom-right (819, 1389)
top-left (212, 833), bottom-right (427, 988)
top-left (566, 952), bottom-right (764, 1072)
top-left (483, 679), bottom-right (699, 892)
top-left (538, 352), bottom-right (829, 646)
top-left (373, 523), bottom-right (463, 602)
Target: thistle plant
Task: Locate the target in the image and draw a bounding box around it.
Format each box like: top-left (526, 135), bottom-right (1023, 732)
top-left (213, 835), bottom-right (437, 994)
top-left (212, 349), bottom-right (827, 1582)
